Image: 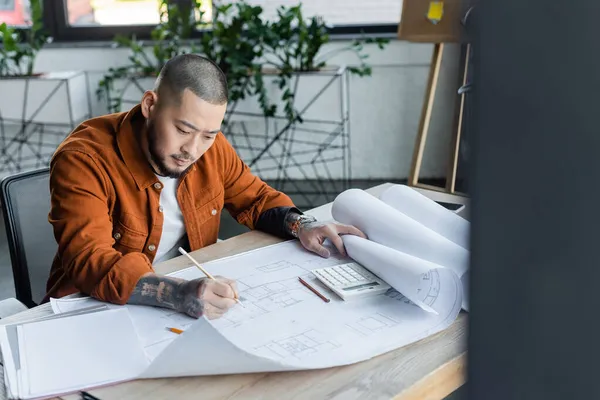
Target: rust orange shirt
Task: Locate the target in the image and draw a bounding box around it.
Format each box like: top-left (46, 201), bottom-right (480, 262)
top-left (44, 104), bottom-right (295, 304)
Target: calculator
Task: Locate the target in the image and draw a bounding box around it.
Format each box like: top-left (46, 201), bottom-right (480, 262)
top-left (311, 262), bottom-right (391, 301)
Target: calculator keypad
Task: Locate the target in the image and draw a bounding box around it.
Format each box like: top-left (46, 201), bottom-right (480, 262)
top-left (311, 262), bottom-right (391, 300)
top-left (314, 263), bottom-right (376, 286)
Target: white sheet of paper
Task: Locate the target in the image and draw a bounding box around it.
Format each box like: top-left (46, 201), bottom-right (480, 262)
top-left (332, 188), bottom-right (469, 277)
top-left (50, 236), bottom-right (462, 377)
top-left (379, 185), bottom-right (470, 250)
top-left (150, 240), bottom-right (462, 371)
top-left (47, 185), bottom-right (469, 378)
top-left (140, 316), bottom-right (296, 379)
top-left (16, 308), bottom-right (148, 399)
top-left (50, 297), bottom-right (197, 360)
top-left (341, 235), bottom-right (462, 315)
top-left (332, 188), bottom-right (470, 310)
top-left (0, 326), bottom-right (19, 399)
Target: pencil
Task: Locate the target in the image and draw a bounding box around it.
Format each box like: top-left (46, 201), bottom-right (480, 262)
top-left (298, 277), bottom-right (330, 303)
top-left (167, 327), bottom-right (184, 334)
top-left (178, 247), bottom-right (215, 279)
top-left (178, 247), bottom-right (245, 307)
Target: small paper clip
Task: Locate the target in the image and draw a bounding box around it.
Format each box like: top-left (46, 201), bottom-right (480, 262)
top-left (427, 1), bottom-right (444, 24)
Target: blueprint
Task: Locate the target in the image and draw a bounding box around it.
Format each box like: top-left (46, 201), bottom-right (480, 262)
top-left (50, 185), bottom-right (466, 375)
top-left (161, 239), bottom-right (461, 371)
top-left (51, 239), bottom-right (461, 374)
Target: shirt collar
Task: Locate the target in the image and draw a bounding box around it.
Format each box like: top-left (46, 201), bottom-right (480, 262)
top-left (116, 104), bottom-right (159, 191)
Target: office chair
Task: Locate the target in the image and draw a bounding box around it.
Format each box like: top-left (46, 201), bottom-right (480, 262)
top-left (0, 167), bottom-right (56, 308)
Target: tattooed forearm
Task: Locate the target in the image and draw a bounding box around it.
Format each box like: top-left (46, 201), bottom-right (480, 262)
top-left (127, 273), bottom-right (206, 318)
top-left (128, 274), bottom-right (183, 310)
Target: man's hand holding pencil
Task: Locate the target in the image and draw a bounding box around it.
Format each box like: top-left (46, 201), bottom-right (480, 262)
top-left (176, 276), bottom-right (239, 319)
top-left (127, 248), bottom-right (242, 320)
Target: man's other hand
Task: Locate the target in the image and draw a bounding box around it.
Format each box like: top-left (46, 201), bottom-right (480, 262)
top-left (297, 221), bottom-right (366, 258)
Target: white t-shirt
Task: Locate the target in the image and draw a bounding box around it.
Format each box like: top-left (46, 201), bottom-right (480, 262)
top-left (153, 175), bottom-right (187, 265)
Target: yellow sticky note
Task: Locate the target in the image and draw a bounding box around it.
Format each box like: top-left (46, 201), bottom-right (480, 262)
top-left (427, 1), bottom-right (444, 24)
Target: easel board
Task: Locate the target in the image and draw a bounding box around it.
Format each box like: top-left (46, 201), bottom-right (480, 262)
top-left (398, 0), bottom-right (467, 43)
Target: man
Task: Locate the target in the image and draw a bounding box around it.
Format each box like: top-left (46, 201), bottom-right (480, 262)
top-left (44, 54), bottom-right (365, 320)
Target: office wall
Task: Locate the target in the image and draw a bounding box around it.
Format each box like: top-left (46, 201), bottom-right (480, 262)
top-left (33, 40), bottom-right (460, 180)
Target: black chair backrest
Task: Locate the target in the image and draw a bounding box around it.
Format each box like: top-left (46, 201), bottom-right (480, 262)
top-left (0, 168), bottom-right (55, 307)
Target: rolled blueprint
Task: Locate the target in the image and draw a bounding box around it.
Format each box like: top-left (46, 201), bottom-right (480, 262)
top-left (379, 184), bottom-right (470, 250)
top-left (332, 188), bottom-right (470, 310)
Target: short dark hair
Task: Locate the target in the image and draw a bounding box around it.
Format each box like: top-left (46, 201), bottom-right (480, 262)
top-left (154, 54), bottom-right (228, 105)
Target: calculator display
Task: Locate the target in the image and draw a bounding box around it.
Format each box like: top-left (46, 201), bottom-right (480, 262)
top-left (342, 282), bottom-right (380, 291)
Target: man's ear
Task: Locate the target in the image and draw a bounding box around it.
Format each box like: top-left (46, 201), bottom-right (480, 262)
top-left (140, 90), bottom-right (158, 118)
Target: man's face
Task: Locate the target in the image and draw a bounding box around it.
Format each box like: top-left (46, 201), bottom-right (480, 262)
top-left (142, 89), bottom-right (227, 178)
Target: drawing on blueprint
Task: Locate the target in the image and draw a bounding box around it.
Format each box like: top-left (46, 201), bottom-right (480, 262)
top-left (212, 254), bottom-right (378, 331)
top-left (255, 329), bottom-right (340, 360)
top-left (385, 289), bottom-right (414, 305)
top-left (345, 313), bottom-right (400, 337)
top-left (238, 260), bottom-right (308, 288)
top-left (214, 275), bottom-right (309, 329)
top-left (384, 270), bottom-right (442, 308)
top-left (416, 270), bottom-right (441, 306)
top-left (257, 261), bottom-right (296, 273)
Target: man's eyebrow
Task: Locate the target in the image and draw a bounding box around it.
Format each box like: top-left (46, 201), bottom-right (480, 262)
top-left (176, 119), bottom-right (220, 134)
top-left (176, 119), bottom-right (200, 131)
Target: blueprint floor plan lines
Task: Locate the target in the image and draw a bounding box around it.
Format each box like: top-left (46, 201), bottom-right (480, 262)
top-left (216, 302), bottom-right (268, 328)
top-left (254, 291), bottom-right (303, 312)
top-left (241, 276), bottom-right (306, 303)
top-left (385, 289), bottom-right (416, 306)
top-left (345, 313), bottom-right (400, 337)
top-left (419, 270), bottom-right (441, 307)
top-left (213, 277), bottom-right (308, 329)
top-left (257, 261), bottom-right (296, 273)
top-left (238, 261), bottom-right (308, 288)
top-left (255, 329), bottom-right (341, 361)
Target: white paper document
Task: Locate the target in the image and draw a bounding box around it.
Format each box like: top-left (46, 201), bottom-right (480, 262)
top-left (332, 186), bottom-right (470, 310)
top-left (379, 184), bottom-right (470, 250)
top-left (1, 308), bottom-right (148, 399)
top-left (2, 184), bottom-right (470, 398)
top-left (50, 296), bottom-right (197, 360)
top-left (48, 239), bottom-right (462, 378)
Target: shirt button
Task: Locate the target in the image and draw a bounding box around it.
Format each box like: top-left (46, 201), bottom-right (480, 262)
top-left (211, 209), bottom-right (217, 216)
top-left (158, 205), bottom-right (164, 213)
top-left (153, 182), bottom-right (162, 190)
top-left (113, 232), bottom-right (121, 240)
top-left (148, 244), bottom-right (156, 252)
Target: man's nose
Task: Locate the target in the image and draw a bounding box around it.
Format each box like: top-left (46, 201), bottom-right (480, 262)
top-left (181, 135), bottom-right (202, 158)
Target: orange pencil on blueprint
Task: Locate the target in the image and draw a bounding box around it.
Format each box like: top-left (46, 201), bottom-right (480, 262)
top-left (299, 277), bottom-right (330, 303)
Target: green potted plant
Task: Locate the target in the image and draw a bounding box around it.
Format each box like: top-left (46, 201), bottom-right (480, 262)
top-left (97, 0), bottom-right (206, 112)
top-left (0, 0), bottom-right (47, 78)
top-left (0, 0), bottom-right (90, 174)
top-left (99, 1), bottom-right (389, 124)
top-left (258, 4), bottom-right (389, 123)
top-left (196, 1), bottom-right (274, 124)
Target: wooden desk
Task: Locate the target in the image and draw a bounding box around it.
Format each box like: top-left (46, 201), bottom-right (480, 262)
top-left (0, 184), bottom-right (468, 400)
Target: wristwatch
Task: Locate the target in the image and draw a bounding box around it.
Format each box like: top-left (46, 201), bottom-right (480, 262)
top-left (288, 213), bottom-right (317, 238)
